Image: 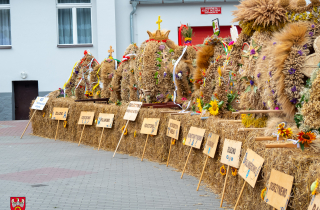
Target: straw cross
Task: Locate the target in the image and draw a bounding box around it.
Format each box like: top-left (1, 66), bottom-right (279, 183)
top-left (156, 16), bottom-right (162, 30)
top-left (108, 46), bottom-right (114, 57)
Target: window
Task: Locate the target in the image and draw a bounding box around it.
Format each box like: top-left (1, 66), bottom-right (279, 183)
top-left (0, 0), bottom-right (11, 48)
top-left (56, 0), bottom-right (92, 46)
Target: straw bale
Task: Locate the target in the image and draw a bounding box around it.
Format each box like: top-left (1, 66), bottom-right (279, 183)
top-left (30, 98), bottom-right (319, 209)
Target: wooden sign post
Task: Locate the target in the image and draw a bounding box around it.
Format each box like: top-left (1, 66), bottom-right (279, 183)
top-left (21, 96), bottom-right (49, 139)
top-left (113, 101), bottom-right (142, 157)
top-left (197, 133), bottom-right (219, 191)
top-left (220, 139), bottom-right (242, 208)
top-left (52, 107), bottom-right (69, 141)
top-left (166, 119), bottom-right (181, 167)
top-left (308, 194), bottom-right (320, 210)
top-left (140, 118), bottom-right (160, 161)
top-left (96, 113), bottom-right (114, 151)
top-left (264, 169), bottom-right (294, 210)
top-left (181, 126), bottom-right (206, 179)
top-left (235, 149), bottom-right (265, 209)
top-left (77, 111), bottom-right (94, 146)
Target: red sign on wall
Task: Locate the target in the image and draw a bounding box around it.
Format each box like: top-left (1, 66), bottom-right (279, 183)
top-left (201, 7), bottom-right (221, 14)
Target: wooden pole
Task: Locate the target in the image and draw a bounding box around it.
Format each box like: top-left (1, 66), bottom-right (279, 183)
top-left (220, 165), bottom-right (230, 207)
top-left (113, 120), bottom-right (129, 158)
top-left (255, 136), bottom-right (284, 141)
top-left (20, 110), bottom-right (37, 139)
top-left (266, 142), bottom-right (309, 148)
top-left (238, 128), bottom-right (265, 131)
top-left (55, 120), bottom-right (60, 141)
top-left (197, 155), bottom-right (209, 191)
top-left (234, 182), bottom-right (246, 210)
top-left (78, 124), bottom-right (86, 146)
top-left (181, 147), bottom-right (193, 179)
top-left (98, 127), bottom-right (104, 151)
top-left (166, 138), bottom-right (173, 167)
top-left (232, 110), bottom-right (283, 114)
top-left (141, 134), bottom-right (149, 161)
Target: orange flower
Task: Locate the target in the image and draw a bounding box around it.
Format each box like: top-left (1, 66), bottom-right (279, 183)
top-left (298, 131), bottom-right (316, 144)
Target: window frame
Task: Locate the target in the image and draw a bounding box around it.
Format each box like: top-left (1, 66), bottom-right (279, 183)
top-left (0, 1), bottom-right (11, 49)
top-left (56, 0), bottom-right (93, 48)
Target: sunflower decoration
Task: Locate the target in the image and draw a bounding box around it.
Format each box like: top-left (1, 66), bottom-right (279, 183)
top-left (183, 137), bottom-right (186, 145)
top-left (121, 126), bottom-right (128, 135)
top-left (277, 122), bottom-right (293, 139)
top-left (208, 100), bottom-right (219, 116)
top-left (231, 167), bottom-right (237, 176)
top-left (89, 91), bottom-right (93, 97)
top-left (311, 179), bottom-right (319, 195)
top-left (171, 139), bottom-right (176, 145)
top-left (63, 121), bottom-right (67, 128)
top-left (220, 165), bottom-right (227, 176)
top-left (42, 112), bottom-right (45, 118)
top-left (134, 131), bottom-right (137, 138)
top-left (297, 130), bottom-right (316, 150)
top-left (261, 187), bottom-right (267, 200)
top-left (96, 90), bottom-right (101, 96)
top-left (49, 113), bottom-right (52, 118)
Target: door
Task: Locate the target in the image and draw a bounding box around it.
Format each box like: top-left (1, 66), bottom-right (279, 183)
top-left (13, 81), bottom-right (38, 120)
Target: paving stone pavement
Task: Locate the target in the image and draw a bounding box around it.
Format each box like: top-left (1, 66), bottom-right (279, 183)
top-left (0, 121), bottom-right (226, 210)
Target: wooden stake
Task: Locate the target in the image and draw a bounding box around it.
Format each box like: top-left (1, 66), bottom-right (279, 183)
top-left (238, 128), bottom-right (265, 131)
top-left (55, 120), bottom-right (60, 141)
top-left (98, 127), bottom-right (104, 151)
top-left (232, 110), bottom-right (283, 114)
top-left (220, 165), bottom-right (230, 207)
top-left (255, 136), bottom-right (284, 141)
top-left (78, 124), bottom-right (86, 146)
top-left (197, 155), bottom-right (209, 191)
top-left (20, 110), bottom-right (37, 139)
top-left (166, 138), bottom-right (173, 167)
top-left (234, 182), bottom-right (246, 210)
top-left (266, 142), bottom-right (309, 148)
top-left (113, 120), bottom-right (129, 157)
top-left (141, 134), bottom-right (149, 161)
top-left (181, 147), bottom-right (193, 179)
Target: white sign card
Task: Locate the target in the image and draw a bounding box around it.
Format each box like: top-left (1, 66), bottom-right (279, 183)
top-left (31, 97), bottom-right (49, 110)
top-left (140, 118), bottom-right (160, 135)
top-left (185, 126), bottom-right (206, 149)
top-left (96, 113), bottom-right (114, 128)
top-left (308, 194), bottom-right (320, 210)
top-left (123, 101), bottom-right (143, 121)
top-left (203, 133), bottom-right (219, 158)
top-left (220, 139), bottom-right (242, 168)
top-left (264, 169), bottom-right (294, 210)
top-left (238, 149), bottom-right (264, 188)
top-left (166, 119), bottom-right (181, 140)
top-left (78, 111), bottom-right (95, 125)
top-left (52, 107), bottom-right (69, 121)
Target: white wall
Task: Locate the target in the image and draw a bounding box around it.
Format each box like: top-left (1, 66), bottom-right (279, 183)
top-left (115, 2), bottom-right (239, 58)
top-left (0, 0), bottom-right (116, 93)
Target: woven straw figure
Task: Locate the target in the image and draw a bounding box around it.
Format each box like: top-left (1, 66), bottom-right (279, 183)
top-left (100, 58), bottom-right (116, 99)
top-left (140, 29), bottom-right (177, 103)
top-left (120, 44), bottom-right (139, 102)
top-left (171, 46), bottom-right (196, 103)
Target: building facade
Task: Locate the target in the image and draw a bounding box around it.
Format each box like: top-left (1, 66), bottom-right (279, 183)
top-left (0, 0), bottom-right (239, 121)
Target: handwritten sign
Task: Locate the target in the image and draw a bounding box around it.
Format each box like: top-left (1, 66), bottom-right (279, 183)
top-left (203, 133), bottom-right (219, 158)
top-left (220, 139), bottom-right (242, 168)
top-left (308, 194), bottom-right (320, 210)
top-left (96, 113), bottom-right (114, 128)
top-left (78, 111), bottom-right (95, 125)
top-left (52, 107), bottom-right (68, 120)
top-left (264, 169), bottom-right (294, 210)
top-left (123, 101), bottom-right (142, 121)
top-left (166, 119), bottom-right (180, 140)
top-left (31, 97), bottom-right (49, 110)
top-left (238, 149), bottom-right (264, 188)
top-left (140, 118), bottom-right (160, 135)
top-left (185, 126), bottom-right (206, 149)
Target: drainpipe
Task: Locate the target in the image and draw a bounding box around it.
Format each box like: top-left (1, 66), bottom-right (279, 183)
top-left (130, 1), bottom-right (138, 44)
